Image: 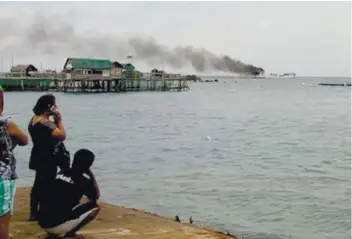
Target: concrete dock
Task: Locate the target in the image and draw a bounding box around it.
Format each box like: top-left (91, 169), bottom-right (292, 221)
top-left (11, 188), bottom-right (239, 239)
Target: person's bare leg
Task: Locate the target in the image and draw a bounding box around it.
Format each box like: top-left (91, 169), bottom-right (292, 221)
top-left (0, 213), bottom-right (11, 239)
top-left (64, 207), bottom-right (100, 238)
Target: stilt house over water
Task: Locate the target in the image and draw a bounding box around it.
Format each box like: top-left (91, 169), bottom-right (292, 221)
top-left (10, 64), bottom-right (38, 77)
top-left (63, 58), bottom-right (112, 80)
top-left (110, 61), bottom-right (135, 78)
top-left (63, 57), bottom-right (136, 80)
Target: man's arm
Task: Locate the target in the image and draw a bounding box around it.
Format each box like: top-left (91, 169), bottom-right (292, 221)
top-left (80, 170), bottom-right (100, 202)
top-left (87, 169), bottom-right (100, 200)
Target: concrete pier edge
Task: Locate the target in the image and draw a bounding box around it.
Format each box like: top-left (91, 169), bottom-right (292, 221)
top-left (12, 187), bottom-right (240, 239)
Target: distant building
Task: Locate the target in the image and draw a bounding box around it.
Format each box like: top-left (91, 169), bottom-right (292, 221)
top-left (111, 61), bottom-right (123, 69)
top-left (10, 64), bottom-right (38, 77)
top-left (110, 61), bottom-right (124, 78)
top-left (110, 61), bottom-right (136, 78)
top-left (121, 63), bottom-right (135, 71)
top-left (62, 58), bottom-right (137, 80)
top-left (63, 57), bottom-right (112, 79)
top-left (151, 68), bottom-right (165, 78)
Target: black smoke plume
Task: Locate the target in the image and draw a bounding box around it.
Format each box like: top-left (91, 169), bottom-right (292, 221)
top-left (1, 14), bottom-right (265, 75)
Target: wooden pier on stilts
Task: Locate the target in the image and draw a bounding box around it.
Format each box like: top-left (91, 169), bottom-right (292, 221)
top-left (0, 58), bottom-right (196, 93)
top-left (56, 77), bottom-right (189, 93)
top-left (0, 73), bottom-right (190, 93)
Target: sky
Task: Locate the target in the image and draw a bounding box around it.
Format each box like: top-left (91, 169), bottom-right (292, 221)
top-left (0, 1), bottom-right (350, 77)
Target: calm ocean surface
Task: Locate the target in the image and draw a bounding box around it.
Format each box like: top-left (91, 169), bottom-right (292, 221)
top-left (4, 77), bottom-right (351, 239)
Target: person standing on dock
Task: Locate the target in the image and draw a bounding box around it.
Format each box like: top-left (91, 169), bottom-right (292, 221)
top-left (28, 94), bottom-right (68, 221)
top-left (0, 86), bottom-right (29, 239)
top-left (37, 149), bottom-right (100, 239)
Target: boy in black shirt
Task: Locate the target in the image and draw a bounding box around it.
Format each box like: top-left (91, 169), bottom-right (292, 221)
top-left (37, 149), bottom-right (100, 239)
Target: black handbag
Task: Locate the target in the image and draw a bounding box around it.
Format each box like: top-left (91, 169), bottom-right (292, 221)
top-left (53, 142), bottom-right (71, 171)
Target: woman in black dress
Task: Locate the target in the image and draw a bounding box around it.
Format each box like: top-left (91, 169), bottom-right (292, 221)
top-left (28, 94), bottom-right (68, 221)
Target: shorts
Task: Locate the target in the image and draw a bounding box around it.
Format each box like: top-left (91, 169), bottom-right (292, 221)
top-left (42, 201), bottom-right (99, 236)
top-left (0, 179), bottom-right (16, 216)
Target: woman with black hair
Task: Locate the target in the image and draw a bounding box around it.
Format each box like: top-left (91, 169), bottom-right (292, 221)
top-left (28, 94), bottom-right (68, 221)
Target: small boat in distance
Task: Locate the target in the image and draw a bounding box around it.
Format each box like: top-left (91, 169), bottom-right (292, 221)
top-left (252, 72), bottom-right (296, 79)
top-left (281, 73), bottom-right (296, 78)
